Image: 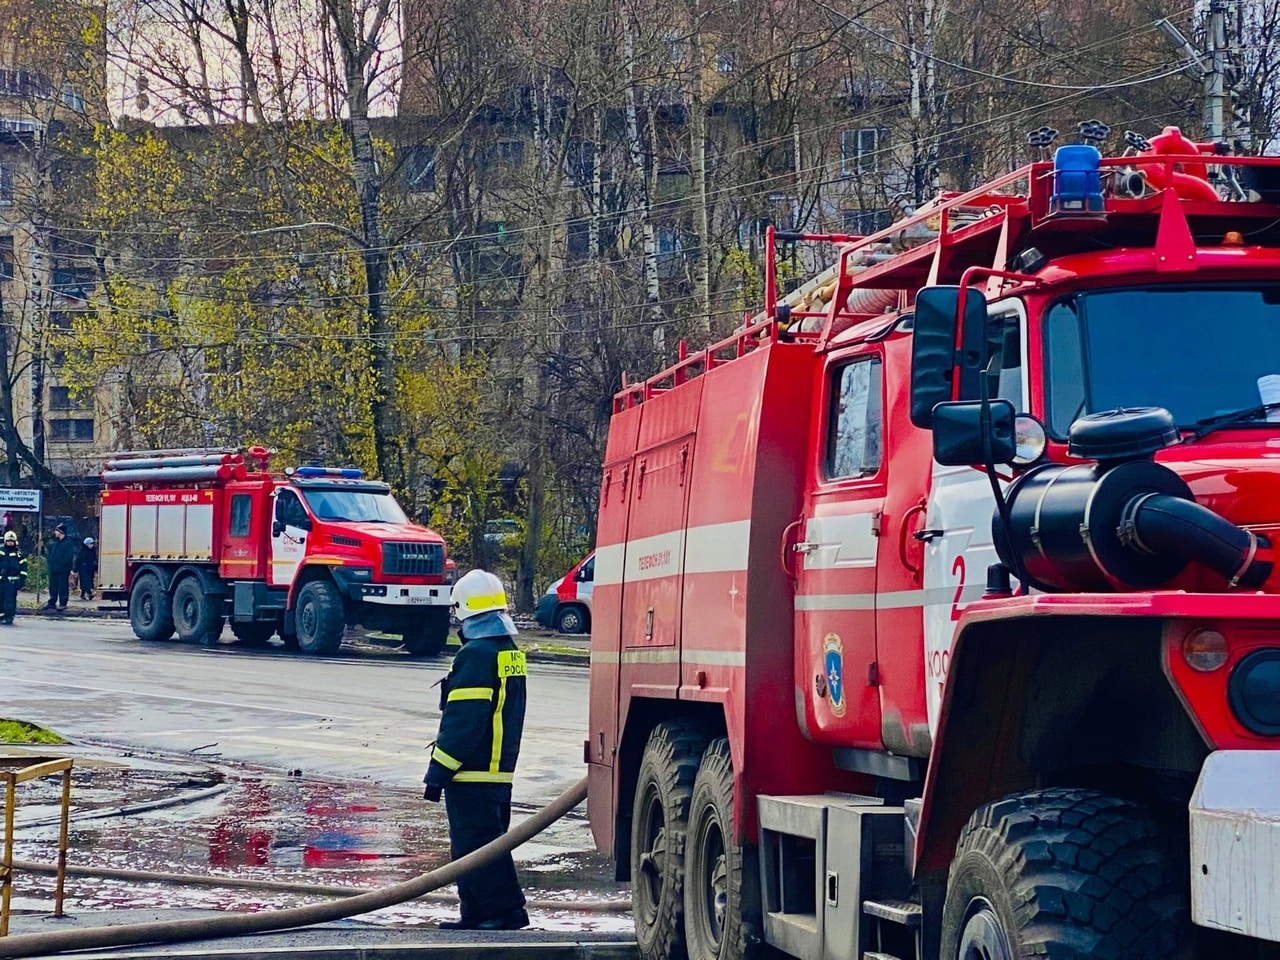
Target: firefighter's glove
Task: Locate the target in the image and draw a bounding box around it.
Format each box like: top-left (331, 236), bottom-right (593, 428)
top-left (423, 785), bottom-right (442, 803)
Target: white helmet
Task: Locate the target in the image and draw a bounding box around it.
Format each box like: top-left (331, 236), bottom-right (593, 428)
top-left (453, 569), bottom-right (508, 621)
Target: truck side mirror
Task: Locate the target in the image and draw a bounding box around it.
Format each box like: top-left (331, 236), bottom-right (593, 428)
top-left (272, 520), bottom-right (284, 538)
top-left (932, 400), bottom-right (1016, 466)
top-left (910, 285), bottom-right (993, 428)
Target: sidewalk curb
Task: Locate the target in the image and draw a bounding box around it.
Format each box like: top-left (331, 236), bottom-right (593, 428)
top-left (50, 941), bottom-right (636, 960)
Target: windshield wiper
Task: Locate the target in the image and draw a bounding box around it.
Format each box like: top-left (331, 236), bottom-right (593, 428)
top-left (1187, 403), bottom-right (1280, 441)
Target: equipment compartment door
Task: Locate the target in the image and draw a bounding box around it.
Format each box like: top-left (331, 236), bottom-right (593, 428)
top-left (269, 489), bottom-right (309, 588)
top-left (794, 351), bottom-right (885, 750)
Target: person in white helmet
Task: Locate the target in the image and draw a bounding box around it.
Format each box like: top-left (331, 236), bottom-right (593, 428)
top-left (423, 568), bottom-right (529, 931)
top-left (0, 530), bottom-right (27, 624)
top-left (77, 536), bottom-right (97, 601)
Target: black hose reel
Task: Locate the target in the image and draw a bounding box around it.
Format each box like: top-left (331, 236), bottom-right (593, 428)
top-left (994, 407), bottom-right (1273, 593)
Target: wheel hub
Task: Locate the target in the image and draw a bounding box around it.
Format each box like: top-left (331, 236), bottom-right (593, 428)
top-left (958, 899), bottom-right (1013, 960)
top-left (636, 788), bottom-right (667, 921)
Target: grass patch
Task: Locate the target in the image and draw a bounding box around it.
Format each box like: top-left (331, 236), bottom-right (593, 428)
top-left (0, 718), bottom-right (66, 745)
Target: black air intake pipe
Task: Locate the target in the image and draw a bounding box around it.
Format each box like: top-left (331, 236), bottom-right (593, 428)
top-left (1119, 494), bottom-right (1271, 588)
top-left (994, 408), bottom-right (1272, 593)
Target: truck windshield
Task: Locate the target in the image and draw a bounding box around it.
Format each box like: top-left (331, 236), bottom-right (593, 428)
top-left (1044, 285), bottom-right (1280, 437)
top-left (301, 490), bottom-right (408, 524)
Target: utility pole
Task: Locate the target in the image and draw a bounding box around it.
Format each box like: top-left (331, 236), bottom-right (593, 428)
top-left (1158, 1), bottom-right (1244, 147)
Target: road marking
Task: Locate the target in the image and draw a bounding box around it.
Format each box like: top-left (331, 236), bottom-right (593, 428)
top-left (0, 677), bottom-right (366, 722)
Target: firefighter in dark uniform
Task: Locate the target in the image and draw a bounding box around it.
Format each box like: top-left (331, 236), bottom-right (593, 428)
top-left (423, 569), bottom-right (529, 931)
top-left (0, 530), bottom-right (28, 624)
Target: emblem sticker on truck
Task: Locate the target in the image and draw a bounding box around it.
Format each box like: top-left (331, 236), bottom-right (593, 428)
top-left (823, 633), bottom-right (845, 717)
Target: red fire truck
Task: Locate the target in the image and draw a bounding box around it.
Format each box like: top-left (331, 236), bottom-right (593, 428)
top-left (99, 447), bottom-right (454, 656)
top-left (588, 126), bottom-right (1280, 960)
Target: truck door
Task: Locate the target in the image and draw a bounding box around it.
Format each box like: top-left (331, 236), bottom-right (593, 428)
top-left (269, 489), bottom-right (310, 588)
top-left (793, 348), bottom-right (885, 749)
top-left (922, 301), bottom-right (1027, 735)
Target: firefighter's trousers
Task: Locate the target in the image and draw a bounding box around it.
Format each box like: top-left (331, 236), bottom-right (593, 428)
top-left (1, 581), bottom-right (18, 622)
top-left (443, 782), bottom-right (526, 922)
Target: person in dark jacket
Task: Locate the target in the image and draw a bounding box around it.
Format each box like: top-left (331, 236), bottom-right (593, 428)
top-left (0, 530), bottom-right (28, 624)
top-left (76, 537), bottom-right (97, 600)
top-left (44, 524), bottom-right (76, 610)
top-left (423, 569), bottom-right (529, 931)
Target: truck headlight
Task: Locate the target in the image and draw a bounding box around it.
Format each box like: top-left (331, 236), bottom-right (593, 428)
top-left (1228, 649), bottom-right (1280, 736)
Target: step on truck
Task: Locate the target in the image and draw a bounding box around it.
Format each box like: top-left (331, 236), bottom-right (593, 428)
top-left (99, 447), bottom-right (455, 656)
top-left (587, 125), bottom-right (1280, 960)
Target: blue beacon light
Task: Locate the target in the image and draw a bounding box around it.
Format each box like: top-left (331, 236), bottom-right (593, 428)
top-left (1049, 144), bottom-right (1105, 216)
top-left (294, 466), bottom-right (365, 479)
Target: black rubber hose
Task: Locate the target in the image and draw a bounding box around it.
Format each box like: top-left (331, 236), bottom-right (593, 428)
top-left (0, 777), bottom-right (588, 958)
top-left (1121, 494), bottom-right (1272, 588)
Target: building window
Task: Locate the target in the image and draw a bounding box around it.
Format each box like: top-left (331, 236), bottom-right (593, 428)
top-left (567, 218), bottom-right (590, 261)
top-left (49, 386), bottom-right (88, 411)
top-left (716, 50), bottom-right (737, 72)
top-left (0, 163), bottom-right (13, 204)
top-left (229, 494), bottom-right (252, 537)
top-left (840, 128), bottom-right (882, 175)
top-left (0, 236), bottom-right (12, 282)
top-left (50, 418), bottom-right (94, 443)
top-left (664, 33), bottom-right (688, 66)
top-left (825, 357), bottom-right (883, 479)
top-left (403, 145), bottom-right (436, 192)
top-left (841, 208), bottom-right (892, 236)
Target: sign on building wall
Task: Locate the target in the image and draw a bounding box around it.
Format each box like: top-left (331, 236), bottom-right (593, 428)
top-left (0, 488), bottom-right (42, 511)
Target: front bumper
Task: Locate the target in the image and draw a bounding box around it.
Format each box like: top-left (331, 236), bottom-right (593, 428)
top-left (1190, 750), bottom-right (1280, 943)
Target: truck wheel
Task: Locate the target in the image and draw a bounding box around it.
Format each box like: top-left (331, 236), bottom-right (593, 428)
top-left (940, 788), bottom-right (1191, 960)
top-left (230, 621), bottom-right (275, 646)
top-left (555, 603), bottom-right (589, 635)
top-left (403, 607), bottom-right (449, 657)
top-left (632, 721), bottom-right (707, 960)
top-left (685, 738), bottom-right (755, 960)
top-left (295, 579), bottom-right (344, 655)
top-left (172, 577), bottom-right (225, 647)
top-left (130, 573), bottom-right (174, 642)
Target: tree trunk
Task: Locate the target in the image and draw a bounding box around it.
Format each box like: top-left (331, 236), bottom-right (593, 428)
top-left (688, 6), bottom-right (712, 341)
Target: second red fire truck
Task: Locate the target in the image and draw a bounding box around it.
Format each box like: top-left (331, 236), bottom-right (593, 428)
top-left (99, 447), bottom-right (454, 656)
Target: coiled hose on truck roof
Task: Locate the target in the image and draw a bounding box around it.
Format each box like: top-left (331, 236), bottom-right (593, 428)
top-left (0, 777), bottom-right (589, 958)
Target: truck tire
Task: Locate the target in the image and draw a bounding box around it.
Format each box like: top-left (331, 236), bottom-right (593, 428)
top-left (403, 607), bottom-right (449, 657)
top-left (685, 738), bottom-right (756, 960)
top-left (940, 788), bottom-right (1191, 960)
top-left (554, 603), bottom-right (589, 635)
top-left (632, 721), bottom-right (708, 960)
top-left (295, 579), bottom-right (344, 655)
top-left (230, 621), bottom-right (275, 646)
top-left (172, 577), bottom-right (225, 647)
top-left (130, 573), bottom-right (174, 642)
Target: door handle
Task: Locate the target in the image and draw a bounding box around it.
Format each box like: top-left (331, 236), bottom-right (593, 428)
top-left (780, 519), bottom-right (804, 579)
top-left (793, 542), bottom-right (820, 554)
top-left (899, 501), bottom-right (928, 580)
top-left (913, 529), bottom-right (944, 543)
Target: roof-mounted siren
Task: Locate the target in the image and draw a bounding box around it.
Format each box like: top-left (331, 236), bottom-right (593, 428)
top-left (1049, 120), bottom-right (1110, 218)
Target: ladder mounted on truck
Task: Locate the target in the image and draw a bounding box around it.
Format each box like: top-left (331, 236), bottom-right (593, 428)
top-left (102, 447), bottom-right (274, 487)
top-left (615, 127), bottom-right (1280, 412)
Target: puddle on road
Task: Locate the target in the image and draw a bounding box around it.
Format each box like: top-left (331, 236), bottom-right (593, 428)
top-left (7, 763), bottom-right (631, 932)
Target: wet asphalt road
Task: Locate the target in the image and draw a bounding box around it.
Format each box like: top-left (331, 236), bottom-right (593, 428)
top-left (0, 616), bottom-right (590, 806)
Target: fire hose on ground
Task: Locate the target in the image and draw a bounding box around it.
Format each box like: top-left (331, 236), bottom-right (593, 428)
top-left (0, 777), bottom-right (592, 958)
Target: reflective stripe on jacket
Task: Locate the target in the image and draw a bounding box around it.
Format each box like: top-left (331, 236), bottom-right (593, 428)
top-left (424, 635), bottom-right (527, 788)
top-left (0, 546), bottom-right (28, 584)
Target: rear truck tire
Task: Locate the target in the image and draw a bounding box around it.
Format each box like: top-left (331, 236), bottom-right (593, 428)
top-left (230, 621), bottom-right (275, 646)
top-left (632, 721), bottom-right (709, 960)
top-left (172, 577), bottom-right (225, 647)
top-left (294, 579), bottom-right (344, 655)
top-left (685, 738), bottom-right (756, 960)
top-left (940, 788), bottom-right (1191, 960)
top-left (129, 573), bottom-right (174, 642)
top-left (554, 603), bottom-right (589, 635)
top-left (402, 607), bottom-right (450, 657)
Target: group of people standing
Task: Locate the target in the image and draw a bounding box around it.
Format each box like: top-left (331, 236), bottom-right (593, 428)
top-left (0, 522), bottom-right (97, 623)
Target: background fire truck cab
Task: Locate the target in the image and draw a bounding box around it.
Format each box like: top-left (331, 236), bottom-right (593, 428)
top-left (99, 447), bottom-right (454, 656)
top-left (588, 127), bottom-right (1280, 960)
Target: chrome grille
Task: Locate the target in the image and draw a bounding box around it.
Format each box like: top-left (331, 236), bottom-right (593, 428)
top-left (382, 541), bottom-right (444, 577)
